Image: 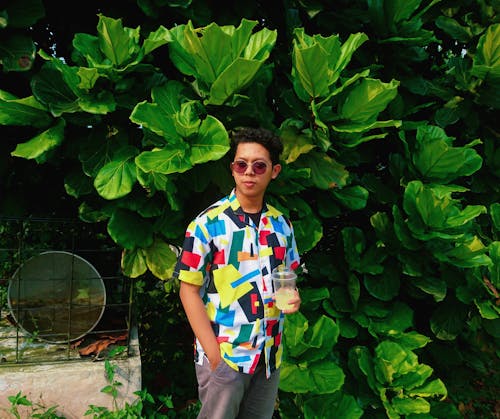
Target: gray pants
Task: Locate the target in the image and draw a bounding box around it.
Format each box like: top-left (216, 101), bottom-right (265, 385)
top-left (195, 356), bottom-right (280, 419)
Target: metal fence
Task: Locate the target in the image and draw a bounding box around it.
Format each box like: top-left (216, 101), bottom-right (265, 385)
top-left (0, 217), bottom-right (134, 365)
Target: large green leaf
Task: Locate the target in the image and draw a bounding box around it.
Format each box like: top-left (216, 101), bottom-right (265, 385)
top-left (11, 118), bottom-right (65, 162)
top-left (145, 239), bottom-right (178, 280)
top-left (391, 396), bottom-right (430, 415)
top-left (168, 19), bottom-right (276, 104)
top-left (364, 266), bottom-right (401, 301)
top-left (94, 145), bottom-right (138, 199)
top-left (188, 115), bottom-right (229, 165)
top-left (333, 186), bottom-right (369, 210)
top-left (121, 248), bottom-right (148, 278)
top-left (403, 181), bottom-right (486, 241)
top-left (207, 58), bottom-right (263, 105)
top-left (303, 393), bottom-right (363, 419)
top-left (107, 208), bottom-right (154, 250)
top-left (472, 23), bottom-right (500, 82)
top-left (293, 213), bottom-right (323, 254)
top-left (130, 101), bottom-right (181, 142)
top-left (412, 125), bottom-right (483, 182)
top-left (0, 91), bottom-right (52, 127)
top-left (430, 299), bottom-right (468, 340)
top-left (280, 359), bottom-right (345, 394)
top-left (294, 151), bottom-right (348, 189)
top-left (338, 78), bottom-right (399, 123)
top-left (135, 144), bottom-right (191, 175)
top-left (97, 14), bottom-right (140, 67)
top-left (292, 40), bottom-right (330, 98)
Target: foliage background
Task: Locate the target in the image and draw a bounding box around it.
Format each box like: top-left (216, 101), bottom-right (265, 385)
top-left (1, 0), bottom-right (499, 417)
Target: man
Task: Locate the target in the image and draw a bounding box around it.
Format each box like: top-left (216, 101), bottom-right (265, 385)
top-left (174, 127), bottom-right (301, 419)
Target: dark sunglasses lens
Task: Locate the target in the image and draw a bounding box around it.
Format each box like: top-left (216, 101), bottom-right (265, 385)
top-left (253, 162), bottom-right (267, 174)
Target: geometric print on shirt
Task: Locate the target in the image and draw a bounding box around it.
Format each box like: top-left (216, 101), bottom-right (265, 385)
top-left (174, 189), bottom-right (300, 378)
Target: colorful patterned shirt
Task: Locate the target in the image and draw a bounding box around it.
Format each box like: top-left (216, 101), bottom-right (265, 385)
top-left (174, 189), bottom-right (300, 378)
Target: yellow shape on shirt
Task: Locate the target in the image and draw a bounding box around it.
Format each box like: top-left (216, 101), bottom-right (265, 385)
top-left (214, 265), bottom-right (253, 309)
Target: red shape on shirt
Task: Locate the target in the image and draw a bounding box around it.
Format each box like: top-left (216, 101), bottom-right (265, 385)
top-left (259, 230), bottom-right (271, 245)
top-left (273, 246), bottom-right (286, 260)
top-left (266, 320), bottom-right (277, 336)
top-left (213, 250), bottom-right (225, 265)
top-left (181, 250), bottom-right (201, 268)
top-left (251, 293), bottom-right (258, 315)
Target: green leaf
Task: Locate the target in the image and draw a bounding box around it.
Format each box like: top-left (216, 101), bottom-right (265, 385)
top-left (142, 25), bottom-right (172, 55)
top-left (333, 186), bottom-right (369, 210)
top-left (412, 125), bottom-right (483, 182)
top-left (292, 41), bottom-right (330, 98)
top-left (168, 19), bottom-right (275, 103)
top-left (31, 63), bottom-right (80, 116)
top-left (135, 144), bottom-right (191, 175)
top-left (295, 151), bottom-right (349, 189)
top-left (410, 378), bottom-right (447, 399)
top-left (121, 248), bottom-right (148, 278)
top-left (430, 300), bottom-right (468, 340)
top-left (130, 102), bottom-right (179, 141)
top-left (107, 209), bottom-right (154, 250)
top-left (145, 239), bottom-right (178, 280)
top-left (64, 169), bottom-right (93, 198)
top-left (0, 91), bottom-right (51, 127)
top-left (331, 32), bottom-right (369, 83)
top-left (489, 241), bottom-right (500, 289)
top-left (435, 16), bottom-right (472, 43)
top-left (339, 78), bottom-right (399, 123)
top-left (97, 14), bottom-right (140, 67)
top-left (279, 360), bottom-right (345, 394)
top-left (490, 203), bottom-right (500, 232)
top-left (94, 146), bottom-right (138, 200)
top-left (11, 118), bottom-right (65, 162)
top-left (207, 58), bottom-right (263, 105)
top-left (392, 396), bottom-right (430, 415)
top-left (364, 266), bottom-right (401, 301)
top-left (189, 116), bottom-right (230, 165)
top-left (293, 214), bottom-right (323, 254)
top-left (472, 23), bottom-right (500, 82)
top-left (304, 393), bottom-right (363, 419)
top-left (367, 301), bottom-right (414, 336)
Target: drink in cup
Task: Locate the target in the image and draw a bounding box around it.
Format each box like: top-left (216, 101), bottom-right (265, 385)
top-left (272, 266), bottom-right (297, 311)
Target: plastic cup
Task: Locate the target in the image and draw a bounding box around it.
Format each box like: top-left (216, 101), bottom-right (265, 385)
top-left (272, 266), bottom-right (297, 311)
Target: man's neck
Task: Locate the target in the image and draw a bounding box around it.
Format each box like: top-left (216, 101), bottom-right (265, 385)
top-left (235, 190), bottom-right (263, 213)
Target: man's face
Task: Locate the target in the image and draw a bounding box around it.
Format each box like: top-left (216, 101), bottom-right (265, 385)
top-left (231, 142), bottom-right (281, 203)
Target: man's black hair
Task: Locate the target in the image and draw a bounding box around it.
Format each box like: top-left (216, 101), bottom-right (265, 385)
top-left (231, 127), bottom-right (283, 165)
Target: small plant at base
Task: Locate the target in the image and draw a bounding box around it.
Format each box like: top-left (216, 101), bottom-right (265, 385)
top-left (4, 391), bottom-right (64, 419)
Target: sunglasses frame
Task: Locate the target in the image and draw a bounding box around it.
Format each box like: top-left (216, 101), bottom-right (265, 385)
top-left (231, 160), bottom-right (269, 175)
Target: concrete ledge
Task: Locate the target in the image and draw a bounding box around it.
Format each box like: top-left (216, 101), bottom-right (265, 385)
top-left (0, 329), bottom-right (141, 418)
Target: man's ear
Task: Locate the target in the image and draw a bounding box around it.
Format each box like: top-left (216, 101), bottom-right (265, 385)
top-left (271, 164), bottom-right (281, 179)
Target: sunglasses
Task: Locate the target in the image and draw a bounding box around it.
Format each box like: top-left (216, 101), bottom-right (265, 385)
top-left (231, 160), bottom-right (269, 175)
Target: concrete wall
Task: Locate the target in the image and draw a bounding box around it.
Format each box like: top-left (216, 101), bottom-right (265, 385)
top-left (0, 329), bottom-right (141, 418)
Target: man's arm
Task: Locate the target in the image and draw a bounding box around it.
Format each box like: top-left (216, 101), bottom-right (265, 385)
top-left (179, 281), bottom-right (222, 370)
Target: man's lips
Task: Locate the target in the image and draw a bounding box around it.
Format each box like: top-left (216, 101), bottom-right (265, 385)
top-left (243, 181), bottom-right (255, 187)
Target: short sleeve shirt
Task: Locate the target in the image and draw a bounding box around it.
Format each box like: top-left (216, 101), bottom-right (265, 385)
top-left (174, 189), bottom-right (300, 378)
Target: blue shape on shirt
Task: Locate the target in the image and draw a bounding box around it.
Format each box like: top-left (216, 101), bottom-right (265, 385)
top-left (231, 269), bottom-right (260, 288)
top-left (270, 217), bottom-right (285, 234)
top-left (194, 225), bottom-right (208, 244)
top-left (216, 308), bottom-right (235, 326)
top-left (206, 218), bottom-right (226, 237)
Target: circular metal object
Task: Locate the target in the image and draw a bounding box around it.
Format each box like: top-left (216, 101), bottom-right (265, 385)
top-left (8, 251), bottom-right (106, 343)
